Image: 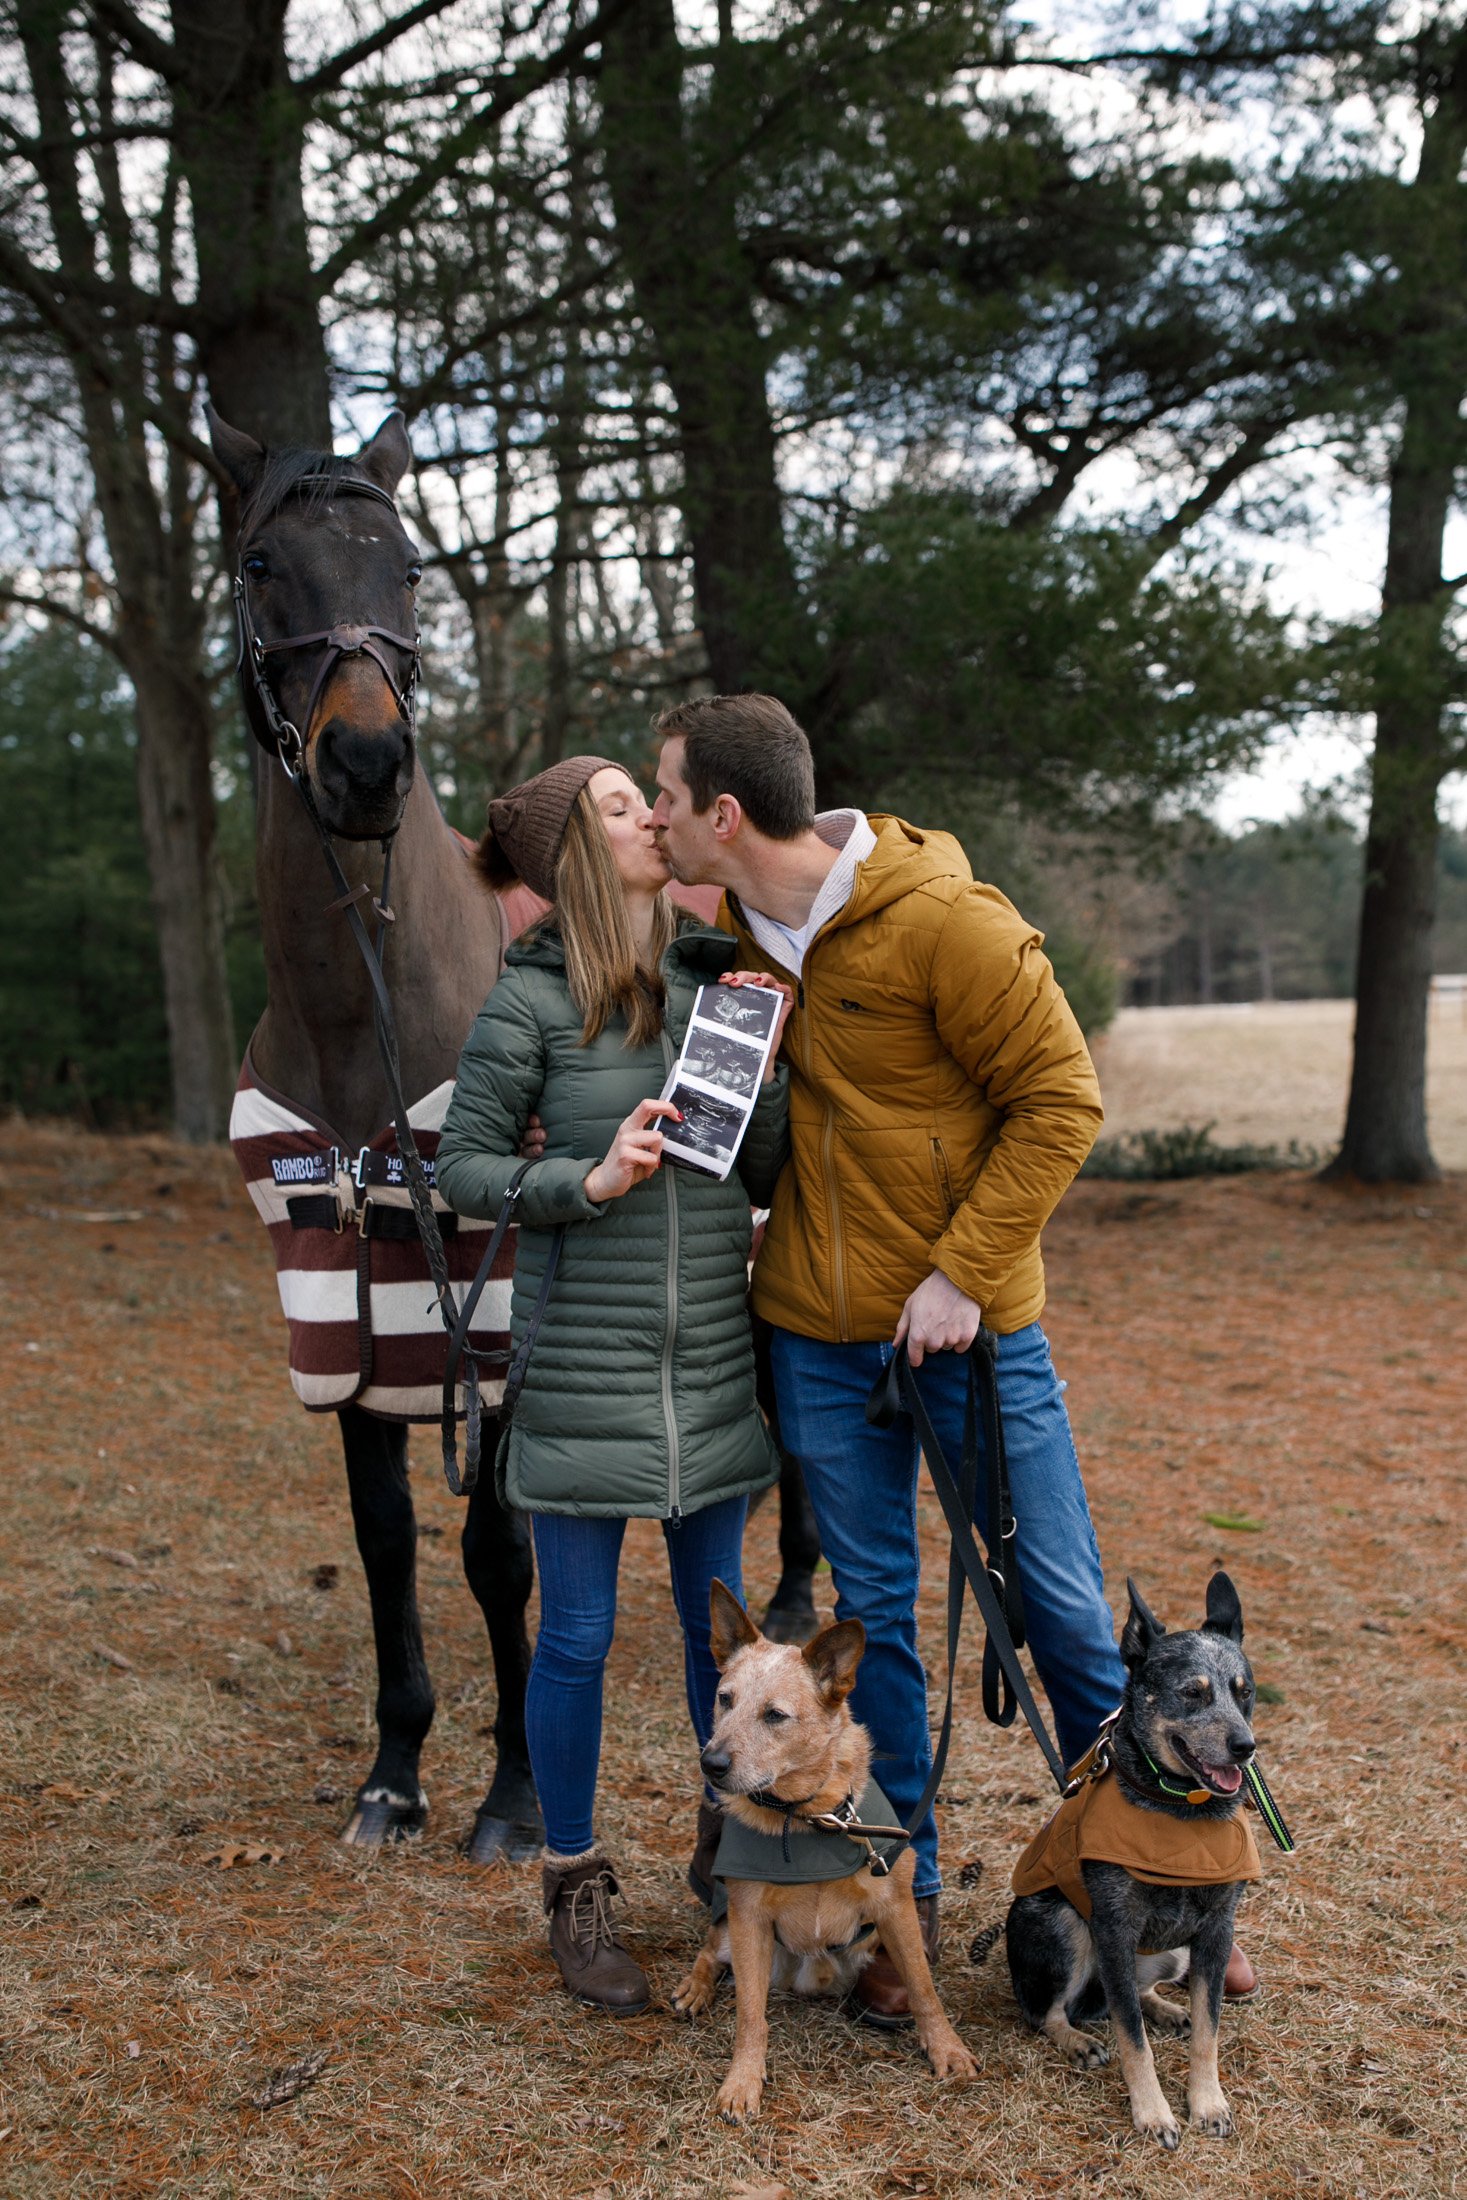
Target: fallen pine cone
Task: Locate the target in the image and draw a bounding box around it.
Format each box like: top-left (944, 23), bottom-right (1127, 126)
top-left (968, 1922), bottom-right (1002, 1967)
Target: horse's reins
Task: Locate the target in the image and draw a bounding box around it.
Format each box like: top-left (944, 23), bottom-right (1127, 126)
top-left (234, 470), bottom-right (517, 1498)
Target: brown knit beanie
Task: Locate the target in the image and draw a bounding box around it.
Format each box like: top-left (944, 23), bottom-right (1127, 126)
top-left (476, 755), bottom-right (621, 902)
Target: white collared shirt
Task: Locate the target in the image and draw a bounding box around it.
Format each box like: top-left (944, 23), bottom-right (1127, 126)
top-left (742, 809), bottom-right (877, 977)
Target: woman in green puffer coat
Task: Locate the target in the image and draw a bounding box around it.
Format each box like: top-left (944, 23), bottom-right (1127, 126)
top-left (435, 754), bottom-right (789, 2014)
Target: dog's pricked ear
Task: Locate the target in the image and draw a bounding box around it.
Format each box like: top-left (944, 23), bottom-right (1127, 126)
top-left (708, 1578), bottom-right (760, 1668)
top-left (206, 405), bottom-right (265, 495)
top-left (1203, 1570), bottom-right (1244, 1644)
top-left (801, 1617), bottom-right (866, 1703)
top-left (1121, 1576), bottom-right (1166, 1670)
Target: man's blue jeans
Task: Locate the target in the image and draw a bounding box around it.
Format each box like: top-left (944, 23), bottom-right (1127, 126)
top-left (527, 1496), bottom-right (747, 1857)
top-left (769, 1323), bottom-right (1124, 1900)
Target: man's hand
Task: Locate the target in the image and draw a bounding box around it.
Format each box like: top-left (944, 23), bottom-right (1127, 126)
top-left (894, 1270), bottom-right (982, 1366)
top-left (718, 969), bottom-right (795, 1079)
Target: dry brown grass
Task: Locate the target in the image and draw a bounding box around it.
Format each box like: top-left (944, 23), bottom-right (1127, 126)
top-left (1091, 996), bottom-right (1467, 1168)
top-left (2, 1120), bottom-right (1465, 2198)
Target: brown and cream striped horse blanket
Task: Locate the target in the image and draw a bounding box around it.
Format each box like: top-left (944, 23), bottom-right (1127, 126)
top-left (230, 1050), bottom-right (513, 1420)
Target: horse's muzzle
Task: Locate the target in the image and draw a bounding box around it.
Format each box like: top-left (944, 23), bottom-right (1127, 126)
top-left (312, 717), bottom-right (416, 836)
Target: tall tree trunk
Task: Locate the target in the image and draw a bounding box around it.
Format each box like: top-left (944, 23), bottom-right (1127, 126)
top-left (15, 2), bottom-right (237, 1138)
top-left (1324, 76), bottom-right (1467, 1183)
top-left (124, 643), bottom-right (238, 1138)
top-left (599, 0), bottom-right (842, 768)
top-left (168, 1), bottom-right (331, 444)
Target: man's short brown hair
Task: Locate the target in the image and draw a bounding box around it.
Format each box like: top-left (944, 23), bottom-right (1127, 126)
top-left (655, 693), bottom-right (816, 840)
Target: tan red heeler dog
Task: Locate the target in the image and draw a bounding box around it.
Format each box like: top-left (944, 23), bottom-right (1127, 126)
top-left (673, 1581), bottom-right (977, 2121)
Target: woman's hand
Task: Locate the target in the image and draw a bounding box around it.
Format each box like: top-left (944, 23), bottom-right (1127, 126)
top-left (718, 970), bottom-right (795, 1081)
top-left (584, 1097), bottom-right (682, 1202)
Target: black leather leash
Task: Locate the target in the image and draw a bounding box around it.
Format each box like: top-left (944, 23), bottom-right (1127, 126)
top-left (439, 1162), bottom-right (564, 1498)
top-left (864, 1334), bottom-right (1069, 1867)
top-left (867, 1336), bottom-right (1297, 1863)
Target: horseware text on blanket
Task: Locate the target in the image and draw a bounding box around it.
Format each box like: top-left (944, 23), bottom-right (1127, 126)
top-left (230, 1050), bottom-right (513, 1420)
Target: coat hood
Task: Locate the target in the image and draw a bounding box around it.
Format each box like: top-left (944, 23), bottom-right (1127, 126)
top-left (838, 814), bottom-right (975, 927)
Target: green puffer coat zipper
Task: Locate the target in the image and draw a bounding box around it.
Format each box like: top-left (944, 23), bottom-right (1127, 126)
top-left (436, 921), bottom-right (786, 1519)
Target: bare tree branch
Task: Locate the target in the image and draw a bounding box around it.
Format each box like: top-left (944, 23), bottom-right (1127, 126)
top-left (0, 228), bottom-right (226, 479)
top-left (84, 0), bottom-right (185, 85)
top-left (0, 580), bottom-right (127, 659)
top-left (297, 0), bottom-right (463, 99)
top-left (314, 0), bottom-right (637, 289)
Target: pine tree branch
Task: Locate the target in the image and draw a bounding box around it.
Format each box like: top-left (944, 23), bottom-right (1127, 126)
top-left (1145, 418), bottom-right (1290, 564)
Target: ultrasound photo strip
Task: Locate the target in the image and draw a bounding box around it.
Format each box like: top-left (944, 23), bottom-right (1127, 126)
top-left (660, 982), bottom-right (784, 1178)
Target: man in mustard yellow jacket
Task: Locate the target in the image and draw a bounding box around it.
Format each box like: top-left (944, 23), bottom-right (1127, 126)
top-left (651, 691), bottom-right (1131, 2021)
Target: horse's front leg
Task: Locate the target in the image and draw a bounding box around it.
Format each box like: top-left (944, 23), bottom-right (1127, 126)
top-left (337, 1404), bottom-right (433, 1846)
top-left (752, 1321), bottom-right (821, 1644)
top-left (460, 1425), bottom-right (543, 1863)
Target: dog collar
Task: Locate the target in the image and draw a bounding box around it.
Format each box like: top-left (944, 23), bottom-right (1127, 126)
top-left (1131, 1745), bottom-right (1218, 1810)
top-left (1062, 1711), bottom-right (1294, 1852)
top-left (1064, 1710), bottom-right (1223, 1810)
top-left (742, 1784), bottom-right (910, 1877)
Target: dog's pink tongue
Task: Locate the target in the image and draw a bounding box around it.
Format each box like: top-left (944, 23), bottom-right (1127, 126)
top-left (1209, 1762), bottom-right (1244, 1795)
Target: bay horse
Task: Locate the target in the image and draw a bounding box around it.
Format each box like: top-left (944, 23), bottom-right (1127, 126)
top-left (209, 408), bottom-right (819, 1862)
top-left (210, 405), bottom-right (539, 1860)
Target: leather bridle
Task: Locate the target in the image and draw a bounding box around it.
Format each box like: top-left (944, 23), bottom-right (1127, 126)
top-left (232, 473), bottom-right (422, 779)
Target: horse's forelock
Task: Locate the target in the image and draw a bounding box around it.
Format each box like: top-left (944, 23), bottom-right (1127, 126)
top-left (239, 447), bottom-right (370, 538)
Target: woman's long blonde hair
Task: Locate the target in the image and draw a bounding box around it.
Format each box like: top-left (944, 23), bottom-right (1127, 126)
top-left (555, 785), bottom-right (675, 1047)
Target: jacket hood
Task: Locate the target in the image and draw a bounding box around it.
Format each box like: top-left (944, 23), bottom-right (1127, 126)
top-left (835, 813), bottom-right (973, 928)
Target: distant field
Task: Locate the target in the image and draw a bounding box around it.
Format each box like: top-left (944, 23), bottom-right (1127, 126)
top-left (1091, 995), bottom-right (1467, 1170)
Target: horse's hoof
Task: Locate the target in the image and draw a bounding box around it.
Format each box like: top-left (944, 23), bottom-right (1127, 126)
top-left (339, 1788), bottom-right (427, 1847)
top-left (761, 1597), bottom-right (819, 1645)
top-left (465, 1806), bottom-right (543, 1865)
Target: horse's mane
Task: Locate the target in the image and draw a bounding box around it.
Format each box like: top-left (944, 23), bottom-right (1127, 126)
top-left (239, 446), bottom-right (374, 536)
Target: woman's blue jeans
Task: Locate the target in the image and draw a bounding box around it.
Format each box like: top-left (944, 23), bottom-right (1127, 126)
top-left (769, 1322), bottom-right (1124, 1900)
top-left (526, 1495), bottom-right (748, 1856)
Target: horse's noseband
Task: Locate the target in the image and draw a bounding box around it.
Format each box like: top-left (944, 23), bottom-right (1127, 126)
top-left (234, 474), bottom-right (422, 775)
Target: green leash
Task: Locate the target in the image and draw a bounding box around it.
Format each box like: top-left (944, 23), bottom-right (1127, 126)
top-left (1242, 1760), bottom-right (1295, 1853)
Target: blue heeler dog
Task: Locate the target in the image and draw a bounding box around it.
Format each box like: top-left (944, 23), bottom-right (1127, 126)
top-left (1005, 1573), bottom-right (1263, 2148)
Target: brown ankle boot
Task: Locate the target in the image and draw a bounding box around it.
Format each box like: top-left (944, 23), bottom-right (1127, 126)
top-left (849, 1892), bottom-right (940, 2029)
top-left (541, 1852), bottom-right (650, 2014)
top-left (687, 1799), bottom-right (724, 1907)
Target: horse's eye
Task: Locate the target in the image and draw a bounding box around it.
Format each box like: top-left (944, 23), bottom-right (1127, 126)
top-left (243, 553), bottom-right (268, 579)
top-left (406, 562), bottom-right (423, 587)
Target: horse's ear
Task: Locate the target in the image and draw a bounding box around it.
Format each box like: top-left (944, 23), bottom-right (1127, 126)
top-left (206, 404), bottom-right (265, 494)
top-left (355, 411), bottom-right (412, 495)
